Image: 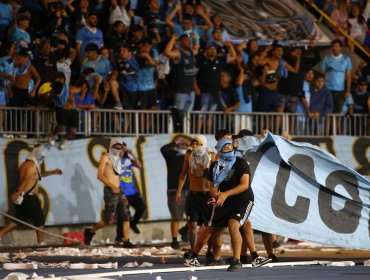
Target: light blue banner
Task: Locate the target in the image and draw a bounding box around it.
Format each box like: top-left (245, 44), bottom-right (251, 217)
top-left (243, 133), bottom-right (370, 250)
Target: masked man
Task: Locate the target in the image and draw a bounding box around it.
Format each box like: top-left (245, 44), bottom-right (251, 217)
top-left (177, 135), bottom-right (215, 250)
top-left (185, 138), bottom-right (254, 272)
top-left (0, 145), bottom-right (62, 245)
top-left (84, 139), bottom-right (135, 248)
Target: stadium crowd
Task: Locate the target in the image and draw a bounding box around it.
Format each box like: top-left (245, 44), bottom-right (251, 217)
top-left (0, 0), bottom-right (369, 141)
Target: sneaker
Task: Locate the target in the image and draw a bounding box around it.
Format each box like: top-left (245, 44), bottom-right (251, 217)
top-left (184, 257), bottom-right (201, 267)
top-left (60, 138), bottom-right (67, 150)
top-left (273, 240), bottom-right (281, 248)
top-left (84, 228), bottom-right (95, 246)
top-left (170, 240), bottom-right (180, 250)
top-left (130, 223), bottom-right (141, 234)
top-left (183, 251), bottom-right (190, 259)
top-left (227, 258), bottom-right (242, 271)
top-left (251, 256), bottom-right (272, 267)
top-left (268, 254), bottom-right (279, 263)
top-left (179, 225), bottom-right (189, 242)
top-left (114, 102), bottom-right (123, 110)
top-left (114, 239), bottom-right (123, 245)
top-left (122, 239), bottom-right (137, 248)
top-left (207, 257), bottom-right (225, 266)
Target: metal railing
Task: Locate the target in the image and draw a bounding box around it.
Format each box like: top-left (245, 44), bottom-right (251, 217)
top-left (0, 107), bottom-right (368, 137)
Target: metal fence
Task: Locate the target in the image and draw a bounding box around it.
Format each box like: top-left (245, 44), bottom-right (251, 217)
top-left (0, 107), bottom-right (369, 137)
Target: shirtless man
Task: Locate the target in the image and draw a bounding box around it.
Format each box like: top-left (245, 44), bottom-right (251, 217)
top-left (84, 139), bottom-right (135, 248)
top-left (257, 43), bottom-right (300, 133)
top-left (0, 145), bottom-right (62, 244)
top-left (177, 135), bottom-right (215, 249)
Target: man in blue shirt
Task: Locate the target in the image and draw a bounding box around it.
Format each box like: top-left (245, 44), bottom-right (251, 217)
top-left (321, 39), bottom-right (352, 113)
top-left (76, 11), bottom-right (104, 59)
top-left (116, 142), bottom-right (146, 241)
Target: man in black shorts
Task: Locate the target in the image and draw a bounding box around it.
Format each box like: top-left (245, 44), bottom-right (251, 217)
top-left (84, 139), bottom-right (135, 248)
top-left (0, 145), bottom-right (62, 244)
top-left (185, 138), bottom-right (254, 271)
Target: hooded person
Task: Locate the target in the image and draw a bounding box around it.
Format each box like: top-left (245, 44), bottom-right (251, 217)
top-left (189, 135), bottom-right (211, 177)
top-left (26, 145), bottom-right (46, 177)
top-left (108, 138), bottom-right (123, 175)
top-left (213, 138), bottom-right (237, 187)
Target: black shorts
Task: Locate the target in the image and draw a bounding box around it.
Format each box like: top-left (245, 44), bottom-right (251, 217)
top-left (118, 83), bottom-right (136, 109)
top-left (136, 89), bottom-right (157, 109)
top-left (257, 87), bottom-right (280, 112)
top-left (15, 194), bottom-right (45, 227)
top-left (56, 107), bottom-right (79, 129)
top-left (102, 187), bottom-right (131, 224)
top-left (278, 95), bottom-right (299, 113)
top-left (185, 191), bottom-right (212, 226)
top-left (331, 90), bottom-right (345, 113)
top-left (209, 200), bottom-right (254, 228)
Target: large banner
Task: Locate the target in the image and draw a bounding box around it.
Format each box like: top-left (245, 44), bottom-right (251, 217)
top-left (0, 135), bottom-right (369, 248)
top-left (203, 0), bottom-right (331, 44)
top-left (242, 133), bottom-right (370, 250)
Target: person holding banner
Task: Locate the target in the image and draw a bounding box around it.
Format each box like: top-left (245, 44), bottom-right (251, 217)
top-left (84, 139), bottom-right (135, 248)
top-left (0, 145), bottom-right (62, 245)
top-left (185, 138), bottom-right (253, 271)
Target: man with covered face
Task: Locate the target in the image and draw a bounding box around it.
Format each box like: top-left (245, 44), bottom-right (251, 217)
top-left (0, 145), bottom-right (62, 245)
top-left (184, 138), bottom-right (254, 271)
top-left (84, 139), bottom-right (135, 248)
top-left (177, 135), bottom-right (215, 250)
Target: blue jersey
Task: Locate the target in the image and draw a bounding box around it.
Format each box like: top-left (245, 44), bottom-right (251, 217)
top-left (119, 153), bottom-right (138, 196)
top-left (76, 27), bottom-right (104, 58)
top-left (10, 27), bottom-right (31, 45)
top-left (54, 83), bottom-right (69, 107)
top-left (321, 54), bottom-right (352, 91)
top-left (0, 56), bottom-right (15, 90)
top-left (116, 56), bottom-right (139, 92)
top-left (0, 3), bottom-right (13, 27)
top-left (81, 56), bottom-right (111, 79)
top-left (137, 50), bottom-right (158, 92)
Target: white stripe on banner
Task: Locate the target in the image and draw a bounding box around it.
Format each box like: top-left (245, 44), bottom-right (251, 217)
top-left (242, 132), bottom-right (370, 250)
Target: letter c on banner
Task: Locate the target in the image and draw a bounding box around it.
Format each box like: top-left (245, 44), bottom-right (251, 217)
top-left (271, 154), bottom-right (312, 224)
top-left (319, 170), bottom-right (362, 233)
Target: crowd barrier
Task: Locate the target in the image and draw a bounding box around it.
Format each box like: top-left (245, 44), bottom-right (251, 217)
top-left (0, 107), bottom-right (368, 137)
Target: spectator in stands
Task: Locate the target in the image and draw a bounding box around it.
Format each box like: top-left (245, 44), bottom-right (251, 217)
top-left (47, 72), bottom-right (75, 150)
top-left (278, 42), bottom-right (321, 133)
top-left (110, 43), bottom-right (138, 113)
top-left (47, 2), bottom-right (71, 38)
top-left (107, 20), bottom-right (128, 58)
top-left (365, 18), bottom-right (370, 52)
top-left (136, 39), bottom-right (159, 110)
top-left (296, 68), bottom-right (315, 134)
top-left (347, 3), bottom-right (367, 44)
top-left (165, 3), bottom-right (213, 50)
top-left (81, 43), bottom-right (111, 79)
top-left (196, 44), bottom-right (236, 133)
top-left (308, 71), bottom-right (334, 132)
top-left (67, 0), bottom-right (90, 35)
top-left (331, 0), bottom-right (351, 37)
top-left (33, 35), bottom-right (70, 84)
top-left (74, 67), bottom-right (100, 109)
top-left (143, 0), bottom-right (166, 37)
top-left (321, 39), bottom-right (352, 133)
top-left (109, 0), bottom-right (133, 28)
top-left (76, 11), bottom-right (104, 59)
top-left (257, 42), bottom-right (300, 133)
top-left (237, 38), bottom-right (260, 66)
top-left (0, 0), bottom-right (14, 47)
top-left (10, 14), bottom-right (31, 48)
top-left (206, 14), bottom-right (230, 44)
top-left (218, 67), bottom-right (242, 115)
top-left (57, 44), bottom-right (76, 86)
top-left (127, 24), bottom-right (145, 55)
top-left (351, 78), bottom-right (370, 133)
top-left (323, 0), bottom-right (338, 16)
